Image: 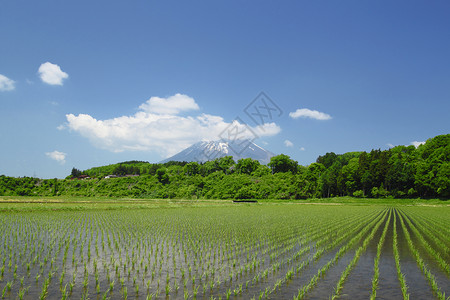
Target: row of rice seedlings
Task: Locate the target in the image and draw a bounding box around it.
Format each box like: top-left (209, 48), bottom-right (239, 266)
top-left (256, 207), bottom-right (367, 278)
top-left (310, 209), bottom-right (381, 261)
top-left (192, 206), bottom-right (354, 298)
top-left (293, 208), bottom-right (388, 300)
top-left (209, 212), bottom-right (319, 296)
top-left (99, 209), bottom-right (260, 298)
top-left (230, 248), bottom-right (318, 295)
top-left (330, 208), bottom-right (389, 299)
top-left (393, 209), bottom-right (409, 300)
top-left (407, 207), bottom-right (450, 239)
top-left (398, 210), bottom-right (450, 276)
top-left (397, 210), bottom-right (447, 300)
top-left (0, 212), bottom-right (76, 295)
top-left (173, 206), bottom-right (374, 299)
top-left (370, 208), bottom-right (392, 300)
top-left (232, 206), bottom-right (379, 299)
top-left (239, 247), bottom-right (308, 299)
top-left (54, 214), bottom-right (99, 297)
top-left (213, 209), bottom-right (318, 295)
top-left (408, 209), bottom-right (450, 261)
top-left (262, 249), bottom-right (316, 298)
top-left (37, 209), bottom-right (314, 296)
top-left (0, 217), bottom-right (41, 272)
top-left (209, 207), bottom-right (332, 280)
top-left (401, 208), bottom-right (450, 259)
top-left (7, 211), bottom-right (143, 298)
top-left (261, 207), bottom-right (368, 270)
top-left (313, 209), bottom-right (378, 249)
top-left (0, 209), bottom-right (209, 300)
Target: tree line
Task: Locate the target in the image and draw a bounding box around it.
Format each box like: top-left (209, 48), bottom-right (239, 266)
top-left (0, 134), bottom-right (448, 199)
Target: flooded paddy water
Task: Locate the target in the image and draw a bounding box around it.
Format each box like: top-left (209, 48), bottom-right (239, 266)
top-left (0, 203), bottom-right (448, 299)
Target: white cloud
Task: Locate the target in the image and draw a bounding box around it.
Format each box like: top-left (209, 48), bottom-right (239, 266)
top-left (139, 94), bottom-right (199, 114)
top-left (64, 94), bottom-right (281, 157)
top-left (253, 122), bottom-right (281, 137)
top-left (46, 150), bottom-right (67, 164)
top-left (289, 108), bottom-right (332, 120)
top-left (299, 147), bottom-right (305, 151)
top-left (386, 143), bottom-right (394, 148)
top-left (0, 74), bottom-right (15, 91)
top-left (284, 140), bottom-right (293, 147)
top-left (38, 62), bottom-right (68, 85)
top-left (411, 141), bottom-right (425, 148)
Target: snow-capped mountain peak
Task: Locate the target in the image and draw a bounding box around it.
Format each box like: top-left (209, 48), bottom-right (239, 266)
top-left (160, 139), bottom-right (275, 164)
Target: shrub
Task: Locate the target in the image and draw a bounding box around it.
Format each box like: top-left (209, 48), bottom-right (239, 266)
top-left (353, 190), bottom-right (365, 198)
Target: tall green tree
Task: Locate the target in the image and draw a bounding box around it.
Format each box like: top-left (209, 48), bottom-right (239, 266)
top-left (236, 158), bottom-right (260, 175)
top-left (155, 168), bottom-right (169, 184)
top-left (268, 154), bottom-right (298, 174)
top-left (184, 162), bottom-right (200, 176)
top-left (316, 152), bottom-right (338, 168)
top-left (71, 168), bottom-right (82, 178)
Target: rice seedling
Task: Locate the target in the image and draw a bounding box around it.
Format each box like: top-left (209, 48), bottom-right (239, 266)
top-left (370, 208), bottom-right (392, 300)
top-left (393, 210), bottom-right (409, 300)
top-left (5, 282), bottom-right (12, 293)
top-left (39, 278), bottom-right (49, 300)
top-left (17, 287), bottom-right (27, 300)
top-left (1, 286), bottom-right (7, 299)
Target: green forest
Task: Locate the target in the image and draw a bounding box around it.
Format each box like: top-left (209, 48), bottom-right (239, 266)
top-left (1, 134), bottom-right (448, 200)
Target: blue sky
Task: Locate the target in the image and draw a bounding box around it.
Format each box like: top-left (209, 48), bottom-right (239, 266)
top-left (1, 1), bottom-right (449, 179)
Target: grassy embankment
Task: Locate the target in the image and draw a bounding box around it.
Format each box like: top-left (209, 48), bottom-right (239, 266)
top-left (0, 196), bottom-right (447, 212)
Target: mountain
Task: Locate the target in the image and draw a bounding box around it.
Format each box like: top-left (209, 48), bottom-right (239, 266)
top-left (160, 139), bottom-right (275, 165)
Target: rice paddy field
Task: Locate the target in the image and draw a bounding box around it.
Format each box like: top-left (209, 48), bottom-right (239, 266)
top-left (0, 198), bottom-right (449, 299)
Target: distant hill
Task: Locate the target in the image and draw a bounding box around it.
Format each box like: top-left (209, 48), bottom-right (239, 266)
top-left (0, 133), bottom-right (448, 199)
top-left (160, 139), bottom-right (275, 165)
top-left (70, 160), bottom-right (187, 178)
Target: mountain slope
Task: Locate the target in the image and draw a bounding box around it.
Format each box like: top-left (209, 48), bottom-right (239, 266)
top-left (160, 139), bottom-right (275, 164)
